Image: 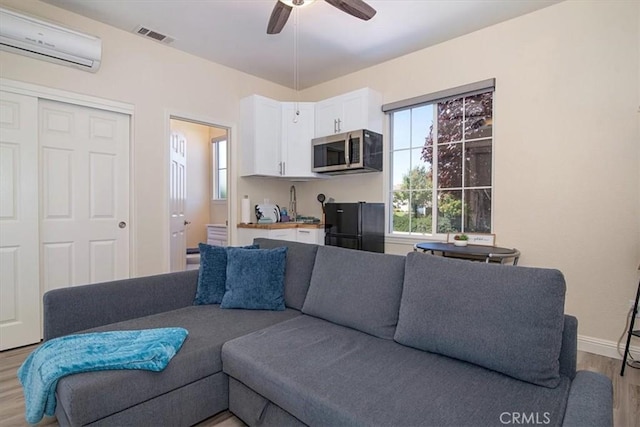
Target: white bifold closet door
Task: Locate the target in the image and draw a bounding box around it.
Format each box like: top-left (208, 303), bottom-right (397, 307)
top-left (0, 92), bottom-right (40, 350)
top-left (0, 93), bottom-right (130, 350)
top-left (39, 99), bottom-right (130, 290)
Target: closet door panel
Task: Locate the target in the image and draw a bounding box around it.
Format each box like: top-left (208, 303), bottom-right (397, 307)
top-left (0, 91), bottom-right (40, 350)
top-left (39, 99), bottom-right (130, 291)
top-left (42, 242), bottom-right (74, 291)
top-left (42, 147), bottom-right (73, 219)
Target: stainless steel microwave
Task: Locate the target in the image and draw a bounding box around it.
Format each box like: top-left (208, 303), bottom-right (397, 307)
top-left (312, 129), bottom-right (383, 174)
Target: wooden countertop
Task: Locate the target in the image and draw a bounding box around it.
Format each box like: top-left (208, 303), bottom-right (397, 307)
top-left (237, 222), bottom-right (324, 230)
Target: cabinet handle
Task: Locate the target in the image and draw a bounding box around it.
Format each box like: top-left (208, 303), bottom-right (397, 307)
top-left (282, 162), bottom-right (286, 175)
top-left (299, 230), bottom-right (310, 234)
top-left (337, 118), bottom-right (341, 133)
top-left (279, 161), bottom-right (282, 175)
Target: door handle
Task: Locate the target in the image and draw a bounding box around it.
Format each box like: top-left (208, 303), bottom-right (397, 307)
top-left (118, 221), bottom-right (127, 229)
top-left (184, 220), bottom-right (191, 226)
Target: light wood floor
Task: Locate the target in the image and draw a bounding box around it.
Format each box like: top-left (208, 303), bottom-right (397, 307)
top-left (1, 345), bottom-right (638, 426)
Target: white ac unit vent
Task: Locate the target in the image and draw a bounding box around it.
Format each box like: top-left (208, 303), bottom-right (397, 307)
top-left (0, 7), bottom-right (101, 72)
top-left (134, 26), bottom-right (174, 44)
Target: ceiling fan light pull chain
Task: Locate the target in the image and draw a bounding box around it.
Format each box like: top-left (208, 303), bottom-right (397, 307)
top-left (292, 6), bottom-right (300, 123)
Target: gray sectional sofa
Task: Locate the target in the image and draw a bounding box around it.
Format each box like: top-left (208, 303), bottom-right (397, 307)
top-left (42, 238), bottom-right (613, 427)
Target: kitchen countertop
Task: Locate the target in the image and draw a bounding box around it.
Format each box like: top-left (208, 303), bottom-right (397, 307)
top-left (237, 222), bottom-right (324, 230)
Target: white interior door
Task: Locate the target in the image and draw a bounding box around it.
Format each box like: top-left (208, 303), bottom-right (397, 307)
top-left (39, 99), bottom-right (130, 291)
top-left (169, 131), bottom-right (187, 272)
top-left (0, 91), bottom-right (40, 350)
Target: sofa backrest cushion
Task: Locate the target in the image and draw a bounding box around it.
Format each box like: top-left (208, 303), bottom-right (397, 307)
top-left (253, 238), bottom-right (319, 310)
top-left (302, 245), bottom-right (405, 340)
top-left (394, 252), bottom-right (566, 388)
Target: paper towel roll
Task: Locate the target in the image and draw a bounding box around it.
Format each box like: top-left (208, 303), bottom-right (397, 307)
top-left (241, 196), bottom-right (251, 224)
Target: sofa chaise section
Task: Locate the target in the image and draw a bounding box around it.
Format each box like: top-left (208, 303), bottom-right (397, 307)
top-left (42, 239), bottom-right (320, 426)
top-left (55, 305), bottom-right (300, 426)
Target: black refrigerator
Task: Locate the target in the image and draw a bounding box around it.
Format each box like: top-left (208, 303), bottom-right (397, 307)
top-left (324, 202), bottom-right (385, 253)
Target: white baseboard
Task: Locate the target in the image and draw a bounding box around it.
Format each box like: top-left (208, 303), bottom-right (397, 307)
top-left (578, 334), bottom-right (640, 360)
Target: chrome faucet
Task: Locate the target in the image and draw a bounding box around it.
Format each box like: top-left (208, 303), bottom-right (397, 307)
top-left (289, 185), bottom-right (297, 222)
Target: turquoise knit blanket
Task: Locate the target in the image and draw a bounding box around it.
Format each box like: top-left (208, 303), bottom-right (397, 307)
top-left (17, 327), bottom-right (188, 424)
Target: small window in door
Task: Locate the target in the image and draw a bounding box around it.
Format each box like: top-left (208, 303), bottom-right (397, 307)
top-left (212, 139), bottom-right (227, 200)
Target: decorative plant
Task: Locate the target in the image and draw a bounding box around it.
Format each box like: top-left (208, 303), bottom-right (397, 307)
top-left (454, 233), bottom-right (469, 241)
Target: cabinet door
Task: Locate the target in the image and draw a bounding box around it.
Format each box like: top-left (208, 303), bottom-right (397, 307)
top-left (267, 228), bottom-right (296, 242)
top-left (296, 228), bottom-right (324, 245)
top-left (282, 102), bottom-right (316, 178)
top-left (340, 91), bottom-right (368, 133)
top-left (237, 228), bottom-right (267, 246)
top-left (240, 95), bottom-right (281, 176)
top-left (315, 98), bottom-right (342, 136)
top-left (315, 88), bottom-right (383, 137)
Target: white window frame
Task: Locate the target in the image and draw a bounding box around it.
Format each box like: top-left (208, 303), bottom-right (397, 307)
top-left (383, 79), bottom-right (495, 243)
top-left (212, 136), bottom-right (227, 200)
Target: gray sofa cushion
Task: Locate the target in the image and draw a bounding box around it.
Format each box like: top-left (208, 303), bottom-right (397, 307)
top-left (44, 270), bottom-right (199, 339)
top-left (562, 370), bottom-right (613, 427)
top-left (222, 315), bottom-right (571, 427)
top-left (56, 305), bottom-right (300, 426)
top-left (253, 238), bottom-right (319, 310)
top-left (395, 252), bottom-right (566, 388)
top-left (301, 245), bottom-right (405, 339)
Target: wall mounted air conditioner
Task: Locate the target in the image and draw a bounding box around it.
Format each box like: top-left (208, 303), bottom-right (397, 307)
top-left (0, 7), bottom-right (102, 72)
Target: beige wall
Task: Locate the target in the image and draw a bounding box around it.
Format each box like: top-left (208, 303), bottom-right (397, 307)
top-left (297, 1), bottom-right (640, 348)
top-left (0, 0), bottom-right (295, 275)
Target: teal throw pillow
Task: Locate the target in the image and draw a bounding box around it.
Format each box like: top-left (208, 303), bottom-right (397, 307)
top-left (220, 246), bottom-right (288, 311)
top-left (193, 243), bottom-right (258, 305)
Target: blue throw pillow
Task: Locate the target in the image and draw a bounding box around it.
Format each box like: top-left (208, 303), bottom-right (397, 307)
top-left (193, 243), bottom-right (258, 305)
top-left (220, 247), bottom-right (288, 311)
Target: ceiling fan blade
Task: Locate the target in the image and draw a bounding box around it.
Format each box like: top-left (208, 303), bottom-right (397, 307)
top-left (267, 1), bottom-right (293, 34)
top-left (324, 0), bottom-right (377, 21)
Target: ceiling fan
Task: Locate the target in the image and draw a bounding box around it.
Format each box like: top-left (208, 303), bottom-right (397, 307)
top-left (267, 0), bottom-right (377, 34)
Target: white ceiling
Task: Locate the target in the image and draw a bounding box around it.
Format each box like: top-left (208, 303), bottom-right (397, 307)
top-left (41, 0), bottom-right (561, 89)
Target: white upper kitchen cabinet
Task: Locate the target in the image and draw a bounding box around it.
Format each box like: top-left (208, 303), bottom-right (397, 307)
top-left (281, 102), bottom-right (317, 178)
top-left (240, 95), bottom-right (282, 177)
top-left (241, 95), bottom-right (319, 178)
top-left (314, 88), bottom-right (383, 137)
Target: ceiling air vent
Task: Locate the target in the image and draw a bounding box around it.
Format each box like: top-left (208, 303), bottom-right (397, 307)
top-left (133, 26), bottom-right (174, 44)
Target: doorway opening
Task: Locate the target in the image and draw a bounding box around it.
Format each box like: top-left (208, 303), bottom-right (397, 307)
top-left (169, 117), bottom-right (229, 272)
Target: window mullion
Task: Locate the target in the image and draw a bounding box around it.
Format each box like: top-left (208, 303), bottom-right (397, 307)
top-left (461, 97), bottom-right (466, 233)
top-left (431, 106), bottom-right (438, 233)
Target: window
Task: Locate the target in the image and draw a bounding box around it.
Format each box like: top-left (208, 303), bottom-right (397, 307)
top-left (213, 138), bottom-right (227, 200)
top-left (387, 82), bottom-right (494, 237)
